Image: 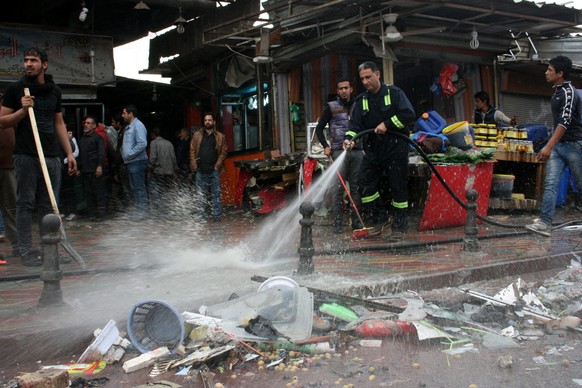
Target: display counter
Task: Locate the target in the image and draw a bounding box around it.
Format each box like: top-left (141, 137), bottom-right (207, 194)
top-left (417, 161), bottom-right (494, 231)
top-left (234, 156), bottom-right (302, 214)
top-left (493, 150), bottom-right (545, 202)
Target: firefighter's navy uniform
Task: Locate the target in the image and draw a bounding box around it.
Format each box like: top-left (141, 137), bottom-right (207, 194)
top-left (345, 83), bottom-right (416, 234)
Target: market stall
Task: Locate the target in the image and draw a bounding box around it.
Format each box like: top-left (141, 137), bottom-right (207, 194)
top-left (482, 123), bottom-right (550, 210)
top-left (233, 154), bottom-right (302, 214)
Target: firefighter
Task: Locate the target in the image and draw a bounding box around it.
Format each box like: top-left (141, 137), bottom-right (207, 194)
top-left (344, 61), bottom-right (416, 240)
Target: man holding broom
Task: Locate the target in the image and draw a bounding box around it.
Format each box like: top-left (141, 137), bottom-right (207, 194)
top-left (0, 47), bottom-right (77, 266)
top-left (315, 76), bottom-right (364, 234)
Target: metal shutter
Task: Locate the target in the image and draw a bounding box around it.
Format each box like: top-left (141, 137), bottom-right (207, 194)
top-left (500, 93), bottom-right (553, 128)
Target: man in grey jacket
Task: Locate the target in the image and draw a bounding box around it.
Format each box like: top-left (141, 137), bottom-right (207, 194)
top-left (148, 127), bottom-right (177, 216)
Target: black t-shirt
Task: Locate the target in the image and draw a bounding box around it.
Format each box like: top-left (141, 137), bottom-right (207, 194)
top-left (198, 131), bottom-right (217, 173)
top-left (2, 78), bottom-right (63, 157)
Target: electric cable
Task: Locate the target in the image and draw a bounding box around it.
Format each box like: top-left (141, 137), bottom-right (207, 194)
top-left (170, 61), bottom-right (215, 95)
top-left (349, 129), bottom-right (582, 231)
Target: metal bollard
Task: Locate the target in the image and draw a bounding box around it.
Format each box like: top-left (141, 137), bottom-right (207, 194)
top-left (297, 201), bottom-right (315, 275)
top-left (38, 214), bottom-right (65, 307)
top-left (463, 189), bottom-right (480, 252)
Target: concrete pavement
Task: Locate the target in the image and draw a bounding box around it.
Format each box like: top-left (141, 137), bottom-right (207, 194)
top-left (0, 205), bottom-right (581, 365)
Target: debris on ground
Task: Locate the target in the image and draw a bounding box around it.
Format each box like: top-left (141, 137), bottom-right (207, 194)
top-left (5, 269), bottom-right (582, 386)
top-left (15, 368), bottom-right (69, 388)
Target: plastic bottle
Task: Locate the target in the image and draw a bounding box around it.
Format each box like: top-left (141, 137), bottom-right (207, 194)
top-left (355, 319), bottom-right (417, 337)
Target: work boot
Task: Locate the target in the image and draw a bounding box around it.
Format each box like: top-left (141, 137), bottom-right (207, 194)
top-left (388, 230), bottom-right (405, 241)
top-left (21, 249), bottom-right (43, 267)
top-left (351, 219), bottom-right (364, 230)
top-left (368, 220), bottom-right (389, 237)
top-left (388, 211), bottom-right (408, 241)
top-left (333, 223), bottom-right (343, 234)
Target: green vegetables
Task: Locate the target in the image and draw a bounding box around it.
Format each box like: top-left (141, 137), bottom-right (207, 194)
top-left (425, 147), bottom-right (495, 164)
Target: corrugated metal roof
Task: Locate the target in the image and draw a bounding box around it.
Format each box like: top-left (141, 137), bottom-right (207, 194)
top-left (145, 0), bottom-right (582, 84)
top-left (523, 0), bottom-right (582, 9)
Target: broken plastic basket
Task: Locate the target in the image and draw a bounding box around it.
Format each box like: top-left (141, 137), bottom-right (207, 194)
top-left (127, 299), bottom-right (185, 354)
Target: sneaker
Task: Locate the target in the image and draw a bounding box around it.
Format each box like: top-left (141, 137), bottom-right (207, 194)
top-left (0, 234), bottom-right (5, 242)
top-left (388, 230), bottom-right (405, 241)
top-left (333, 224), bottom-right (343, 234)
top-left (368, 221), bottom-right (388, 237)
top-left (525, 219), bottom-right (552, 237)
top-left (21, 249), bottom-right (43, 267)
top-left (65, 213), bottom-right (78, 221)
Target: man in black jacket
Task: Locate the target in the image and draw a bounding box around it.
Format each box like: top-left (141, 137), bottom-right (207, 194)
top-left (526, 55), bottom-right (582, 236)
top-left (344, 61), bottom-right (416, 240)
top-left (77, 115), bottom-right (106, 221)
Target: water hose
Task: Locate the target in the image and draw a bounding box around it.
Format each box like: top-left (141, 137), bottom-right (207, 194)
top-left (348, 129), bottom-right (582, 231)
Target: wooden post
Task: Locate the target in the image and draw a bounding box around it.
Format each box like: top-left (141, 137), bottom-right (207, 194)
top-left (382, 58), bottom-right (394, 85)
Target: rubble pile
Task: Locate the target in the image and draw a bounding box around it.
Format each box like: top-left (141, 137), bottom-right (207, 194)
top-left (6, 268), bottom-right (582, 387)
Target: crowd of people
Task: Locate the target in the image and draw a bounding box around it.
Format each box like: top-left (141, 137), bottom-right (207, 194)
top-left (0, 47), bottom-right (228, 267)
top-left (0, 47), bottom-right (579, 266)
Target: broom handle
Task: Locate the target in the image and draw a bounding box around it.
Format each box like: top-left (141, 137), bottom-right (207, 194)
top-left (23, 89), bottom-right (87, 269)
top-left (24, 88), bottom-right (62, 221)
top-left (336, 170), bottom-right (366, 227)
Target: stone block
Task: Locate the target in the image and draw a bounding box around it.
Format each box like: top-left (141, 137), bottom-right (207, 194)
top-left (122, 347), bottom-right (170, 373)
top-left (15, 369), bottom-right (69, 388)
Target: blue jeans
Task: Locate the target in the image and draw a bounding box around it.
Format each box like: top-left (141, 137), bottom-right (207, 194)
top-left (539, 140), bottom-right (582, 224)
top-left (196, 170), bottom-right (222, 218)
top-left (149, 174), bottom-right (175, 216)
top-left (13, 154), bottom-right (61, 254)
top-left (126, 159), bottom-right (149, 217)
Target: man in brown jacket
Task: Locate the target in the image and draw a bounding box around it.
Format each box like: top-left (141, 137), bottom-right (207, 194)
top-left (190, 112), bottom-right (228, 222)
top-left (0, 93), bottom-right (19, 259)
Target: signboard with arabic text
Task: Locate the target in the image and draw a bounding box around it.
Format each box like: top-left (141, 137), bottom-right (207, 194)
top-left (0, 27), bottom-right (115, 86)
